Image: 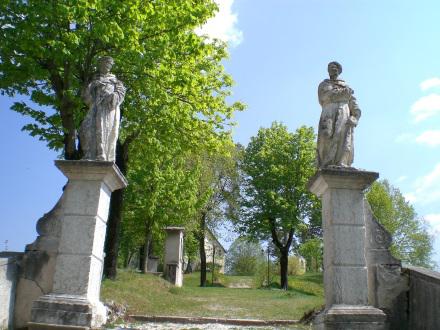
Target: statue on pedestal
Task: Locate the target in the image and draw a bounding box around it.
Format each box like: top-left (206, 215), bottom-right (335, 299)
top-left (80, 56), bottom-right (126, 162)
top-left (317, 61), bottom-right (361, 168)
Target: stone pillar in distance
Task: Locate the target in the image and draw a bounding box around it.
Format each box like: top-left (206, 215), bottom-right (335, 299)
top-left (29, 160), bottom-right (127, 330)
top-left (164, 227), bottom-right (185, 287)
top-left (308, 168), bottom-right (386, 330)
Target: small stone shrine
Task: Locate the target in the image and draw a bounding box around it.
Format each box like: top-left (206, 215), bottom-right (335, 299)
top-left (164, 227), bottom-right (185, 287)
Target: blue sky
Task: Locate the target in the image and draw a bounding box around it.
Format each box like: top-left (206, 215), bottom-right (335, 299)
top-left (1, 0), bottom-right (439, 268)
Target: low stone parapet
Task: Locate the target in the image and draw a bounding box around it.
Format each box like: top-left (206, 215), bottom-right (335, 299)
top-left (404, 266), bottom-right (440, 330)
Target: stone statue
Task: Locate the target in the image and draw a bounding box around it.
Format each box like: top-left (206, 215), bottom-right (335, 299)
top-left (80, 56), bottom-right (126, 162)
top-left (317, 61), bottom-right (361, 168)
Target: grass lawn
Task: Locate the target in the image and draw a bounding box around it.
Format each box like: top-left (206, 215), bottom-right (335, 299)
top-left (101, 270), bottom-right (324, 321)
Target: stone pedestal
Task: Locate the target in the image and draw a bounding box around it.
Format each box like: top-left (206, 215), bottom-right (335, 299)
top-left (29, 161), bottom-right (127, 330)
top-left (163, 227), bottom-right (184, 287)
top-left (308, 168), bottom-right (386, 330)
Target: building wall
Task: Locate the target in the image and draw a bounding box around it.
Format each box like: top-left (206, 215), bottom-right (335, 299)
top-left (204, 234), bottom-right (226, 274)
top-left (0, 252), bottom-right (21, 330)
top-left (190, 231), bottom-right (226, 274)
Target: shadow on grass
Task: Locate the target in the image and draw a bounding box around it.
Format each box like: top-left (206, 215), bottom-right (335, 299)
top-left (261, 282), bottom-right (317, 296)
top-left (297, 273), bottom-right (323, 285)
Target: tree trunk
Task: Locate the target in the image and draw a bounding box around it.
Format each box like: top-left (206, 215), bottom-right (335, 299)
top-left (185, 256), bottom-right (193, 274)
top-left (280, 248), bottom-right (289, 290)
top-left (139, 245), bottom-right (146, 272)
top-left (103, 140), bottom-right (128, 279)
top-left (198, 212), bottom-right (207, 287)
top-left (268, 219), bottom-right (295, 291)
top-left (103, 188), bottom-right (124, 279)
top-left (141, 229), bottom-right (152, 274)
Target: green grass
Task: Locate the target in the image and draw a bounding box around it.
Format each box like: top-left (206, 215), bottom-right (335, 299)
top-left (101, 270), bottom-right (324, 321)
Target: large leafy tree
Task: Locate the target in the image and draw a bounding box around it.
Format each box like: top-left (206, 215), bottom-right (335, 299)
top-left (119, 134), bottom-right (201, 273)
top-left (238, 123), bottom-right (319, 290)
top-left (366, 180), bottom-right (434, 268)
top-left (193, 143), bottom-right (241, 286)
top-left (1, 1), bottom-right (244, 278)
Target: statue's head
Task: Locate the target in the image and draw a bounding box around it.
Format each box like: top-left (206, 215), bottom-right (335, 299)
top-left (98, 56), bottom-right (114, 74)
top-left (328, 61), bottom-right (342, 79)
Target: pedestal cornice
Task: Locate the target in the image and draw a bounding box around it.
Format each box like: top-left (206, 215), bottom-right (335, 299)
top-left (308, 167), bottom-right (379, 197)
top-left (55, 160), bottom-right (128, 192)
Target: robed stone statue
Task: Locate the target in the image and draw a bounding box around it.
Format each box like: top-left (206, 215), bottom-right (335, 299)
top-left (80, 56), bottom-right (126, 162)
top-left (317, 61), bottom-right (361, 168)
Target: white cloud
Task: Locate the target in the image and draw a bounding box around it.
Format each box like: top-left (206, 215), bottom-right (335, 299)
top-left (407, 163), bottom-right (440, 205)
top-left (420, 78), bottom-right (440, 91)
top-left (410, 93), bottom-right (440, 122)
top-left (196, 0), bottom-right (243, 47)
top-left (395, 175), bottom-right (408, 183)
top-left (394, 133), bottom-right (415, 143)
top-left (404, 192), bottom-right (417, 203)
top-left (415, 130), bottom-right (440, 147)
top-left (424, 213), bottom-right (440, 235)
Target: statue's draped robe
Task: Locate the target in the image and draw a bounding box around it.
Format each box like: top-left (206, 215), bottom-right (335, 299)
top-left (317, 79), bottom-right (361, 168)
top-left (80, 73), bottom-right (125, 161)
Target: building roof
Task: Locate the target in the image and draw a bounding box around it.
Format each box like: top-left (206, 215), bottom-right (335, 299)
top-left (206, 228), bottom-right (227, 253)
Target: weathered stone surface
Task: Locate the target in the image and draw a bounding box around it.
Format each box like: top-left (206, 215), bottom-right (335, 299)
top-left (404, 266), bottom-right (440, 330)
top-left (0, 252), bottom-right (21, 330)
top-left (14, 195), bottom-right (65, 329)
top-left (364, 203), bottom-right (409, 329)
top-left (309, 168), bottom-right (378, 309)
top-left (29, 160), bottom-right (127, 329)
top-left (30, 294), bottom-right (105, 329)
top-left (309, 168), bottom-right (386, 330)
top-left (79, 56), bottom-right (125, 162)
top-left (315, 305), bottom-right (387, 330)
top-left (147, 257), bottom-right (159, 273)
top-left (164, 227), bottom-right (185, 287)
top-left (317, 62), bottom-right (361, 168)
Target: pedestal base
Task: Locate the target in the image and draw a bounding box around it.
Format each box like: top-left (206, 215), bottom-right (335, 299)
top-left (29, 294), bottom-right (106, 330)
top-left (28, 160), bottom-right (127, 330)
top-left (314, 305), bottom-right (386, 330)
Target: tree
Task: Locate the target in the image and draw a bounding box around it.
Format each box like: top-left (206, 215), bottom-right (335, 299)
top-left (238, 123), bottom-right (318, 290)
top-left (299, 237), bottom-right (323, 272)
top-left (225, 237), bottom-right (264, 275)
top-left (193, 143), bottom-right (241, 286)
top-left (1, 1), bottom-right (244, 278)
top-left (366, 180), bottom-right (435, 268)
top-left (119, 136), bottom-right (201, 273)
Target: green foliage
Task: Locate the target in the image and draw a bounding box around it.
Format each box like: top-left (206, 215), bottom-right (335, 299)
top-left (287, 256), bottom-right (306, 276)
top-left (225, 237), bottom-right (264, 275)
top-left (0, 0), bottom-right (244, 157)
top-left (366, 180), bottom-right (435, 268)
top-left (239, 123), bottom-right (318, 239)
top-left (253, 259), bottom-right (277, 288)
top-left (237, 122), bottom-right (319, 288)
top-left (299, 238), bottom-right (323, 272)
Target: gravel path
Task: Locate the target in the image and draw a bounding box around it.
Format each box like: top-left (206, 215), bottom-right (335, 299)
top-left (110, 323), bottom-right (304, 329)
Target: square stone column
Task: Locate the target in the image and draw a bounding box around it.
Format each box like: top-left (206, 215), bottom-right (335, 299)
top-left (308, 168), bottom-right (386, 330)
top-left (164, 227), bottom-right (185, 287)
top-left (29, 160), bottom-right (128, 330)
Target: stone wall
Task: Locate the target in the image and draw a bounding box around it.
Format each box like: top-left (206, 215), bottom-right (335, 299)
top-left (405, 266), bottom-right (440, 330)
top-left (0, 252), bottom-right (22, 330)
top-left (364, 201), bottom-right (409, 329)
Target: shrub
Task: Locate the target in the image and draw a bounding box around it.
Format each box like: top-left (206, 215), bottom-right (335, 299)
top-left (253, 259), bottom-right (277, 288)
top-left (225, 237), bottom-right (265, 275)
top-left (288, 256), bottom-right (306, 275)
